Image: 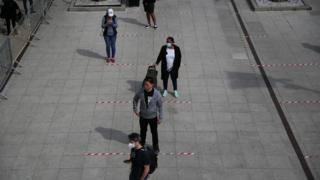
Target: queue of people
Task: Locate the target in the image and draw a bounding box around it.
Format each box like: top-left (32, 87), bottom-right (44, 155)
top-left (99, 2), bottom-right (182, 179)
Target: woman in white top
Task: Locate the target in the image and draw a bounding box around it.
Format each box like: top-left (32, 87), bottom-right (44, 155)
top-left (155, 37), bottom-right (182, 97)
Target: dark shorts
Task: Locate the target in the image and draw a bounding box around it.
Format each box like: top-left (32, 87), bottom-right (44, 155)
top-left (143, 3), bottom-right (154, 13)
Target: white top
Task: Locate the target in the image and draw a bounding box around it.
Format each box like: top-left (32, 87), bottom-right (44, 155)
top-left (166, 48), bottom-right (175, 71)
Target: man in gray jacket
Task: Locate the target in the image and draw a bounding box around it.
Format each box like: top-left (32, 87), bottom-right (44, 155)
top-left (133, 77), bottom-right (163, 153)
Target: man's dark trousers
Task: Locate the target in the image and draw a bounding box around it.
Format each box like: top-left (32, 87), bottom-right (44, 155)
top-left (139, 117), bottom-right (159, 150)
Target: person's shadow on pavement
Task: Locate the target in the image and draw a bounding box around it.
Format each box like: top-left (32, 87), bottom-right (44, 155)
top-left (127, 80), bottom-right (142, 92)
top-left (76, 49), bottom-right (105, 60)
top-left (302, 43), bottom-right (320, 54)
top-left (95, 127), bottom-right (128, 144)
top-left (117, 17), bottom-right (145, 27)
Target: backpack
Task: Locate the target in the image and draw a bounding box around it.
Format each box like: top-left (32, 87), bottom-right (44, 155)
top-left (144, 145), bottom-right (158, 174)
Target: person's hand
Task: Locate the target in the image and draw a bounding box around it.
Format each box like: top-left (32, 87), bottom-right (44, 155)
top-left (134, 112), bottom-right (140, 117)
top-left (157, 117), bottom-right (161, 124)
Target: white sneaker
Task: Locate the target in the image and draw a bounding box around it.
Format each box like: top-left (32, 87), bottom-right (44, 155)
top-left (174, 90), bottom-right (179, 98)
top-left (162, 90), bottom-right (168, 97)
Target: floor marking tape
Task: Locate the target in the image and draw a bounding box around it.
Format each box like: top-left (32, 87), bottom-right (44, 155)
top-left (96, 100), bottom-right (192, 104)
top-left (84, 152), bottom-right (195, 156)
top-left (105, 63), bottom-right (186, 67)
top-left (251, 63), bottom-right (319, 68)
top-left (280, 100), bottom-right (320, 104)
top-left (96, 100), bottom-right (131, 104)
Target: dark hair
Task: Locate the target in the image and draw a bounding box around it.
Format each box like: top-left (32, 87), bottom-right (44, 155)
top-left (144, 77), bottom-right (154, 85)
top-left (128, 133), bottom-right (141, 142)
top-left (167, 36), bottom-right (175, 43)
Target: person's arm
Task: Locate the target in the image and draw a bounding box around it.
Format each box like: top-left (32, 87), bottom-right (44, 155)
top-left (112, 17), bottom-right (118, 28)
top-left (140, 150), bottom-right (151, 180)
top-left (101, 16), bottom-right (107, 28)
top-left (175, 46), bottom-right (181, 69)
top-left (14, 1), bottom-right (19, 11)
top-left (133, 92), bottom-right (140, 117)
top-left (156, 46), bottom-right (165, 65)
top-left (140, 165), bottom-right (150, 180)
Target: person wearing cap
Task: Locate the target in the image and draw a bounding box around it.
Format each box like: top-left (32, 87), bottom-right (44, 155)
top-left (155, 37), bottom-right (182, 98)
top-left (101, 8), bottom-right (118, 63)
top-left (143, 0), bottom-right (157, 29)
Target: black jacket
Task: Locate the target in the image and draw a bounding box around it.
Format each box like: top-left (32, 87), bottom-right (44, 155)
top-left (0, 0), bottom-right (19, 19)
top-left (156, 45), bottom-right (181, 80)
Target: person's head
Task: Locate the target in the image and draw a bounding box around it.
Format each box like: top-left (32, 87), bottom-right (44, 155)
top-left (143, 77), bottom-right (154, 92)
top-left (166, 36), bottom-right (175, 48)
top-left (107, 8), bottom-right (114, 17)
top-left (128, 133), bottom-right (141, 149)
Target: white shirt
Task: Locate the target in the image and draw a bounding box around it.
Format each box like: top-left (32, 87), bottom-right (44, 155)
top-left (166, 48), bottom-right (175, 71)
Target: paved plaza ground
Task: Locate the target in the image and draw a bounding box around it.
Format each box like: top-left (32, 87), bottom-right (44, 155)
top-left (0, 0), bottom-right (319, 179)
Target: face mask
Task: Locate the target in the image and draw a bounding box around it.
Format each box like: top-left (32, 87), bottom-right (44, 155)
top-left (167, 43), bottom-right (172, 48)
top-left (128, 143), bottom-right (135, 149)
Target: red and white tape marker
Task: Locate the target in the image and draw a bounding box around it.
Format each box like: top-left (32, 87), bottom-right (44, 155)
top-left (118, 33), bottom-right (140, 38)
top-left (96, 100), bottom-right (131, 104)
top-left (165, 100), bottom-right (191, 104)
top-left (96, 100), bottom-right (191, 104)
top-left (106, 63), bottom-right (136, 66)
top-left (84, 152), bottom-right (195, 156)
top-left (280, 100), bottom-right (320, 104)
top-left (251, 63), bottom-right (319, 68)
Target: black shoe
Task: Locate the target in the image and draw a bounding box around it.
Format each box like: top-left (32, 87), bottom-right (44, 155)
top-left (123, 159), bottom-right (131, 164)
top-left (153, 146), bottom-right (160, 155)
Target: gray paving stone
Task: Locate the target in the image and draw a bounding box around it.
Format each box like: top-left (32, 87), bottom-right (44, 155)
top-left (33, 169), bottom-right (59, 180)
top-left (81, 168), bottom-right (106, 180)
top-left (57, 168), bottom-right (83, 180)
top-left (0, 0), bottom-right (319, 179)
top-left (36, 155), bottom-right (62, 169)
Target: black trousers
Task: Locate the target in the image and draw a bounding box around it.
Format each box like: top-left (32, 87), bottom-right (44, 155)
top-left (139, 117), bottom-right (159, 150)
top-left (163, 71), bottom-right (177, 91)
top-left (5, 18), bottom-right (16, 35)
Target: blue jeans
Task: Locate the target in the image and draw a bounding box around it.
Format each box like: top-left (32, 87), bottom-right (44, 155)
top-left (104, 35), bottom-right (117, 58)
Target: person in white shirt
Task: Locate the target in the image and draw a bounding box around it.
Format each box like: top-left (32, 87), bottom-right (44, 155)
top-left (155, 37), bottom-right (182, 98)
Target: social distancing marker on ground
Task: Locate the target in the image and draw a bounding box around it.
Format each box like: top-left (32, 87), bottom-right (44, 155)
top-left (96, 100), bottom-right (192, 104)
top-left (251, 63), bottom-right (320, 68)
top-left (84, 152), bottom-right (195, 156)
top-left (118, 33), bottom-right (141, 38)
top-left (96, 100), bottom-right (131, 104)
top-left (105, 63), bottom-right (186, 67)
top-left (280, 100), bottom-right (320, 104)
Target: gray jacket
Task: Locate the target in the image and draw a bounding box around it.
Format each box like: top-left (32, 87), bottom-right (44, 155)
top-left (133, 88), bottom-right (163, 120)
